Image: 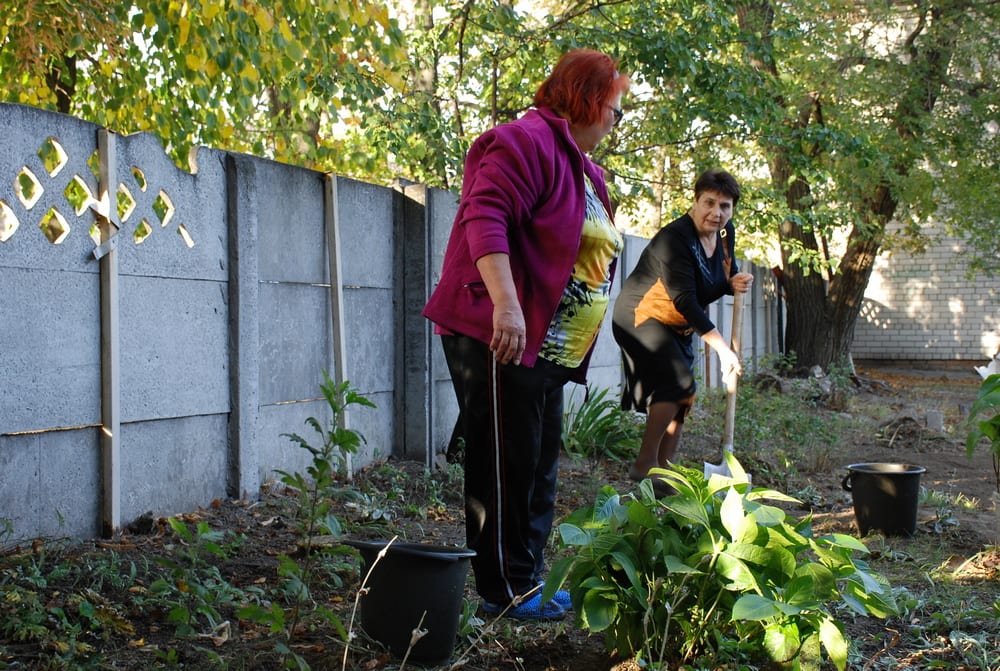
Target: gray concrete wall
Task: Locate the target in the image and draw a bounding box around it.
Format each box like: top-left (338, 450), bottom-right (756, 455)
top-left (0, 105), bottom-right (384, 542)
top-left (1, 105), bottom-right (105, 540)
top-left (0, 103), bottom-right (789, 544)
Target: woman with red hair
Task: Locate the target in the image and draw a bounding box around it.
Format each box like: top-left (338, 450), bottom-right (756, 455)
top-left (424, 49), bottom-right (629, 620)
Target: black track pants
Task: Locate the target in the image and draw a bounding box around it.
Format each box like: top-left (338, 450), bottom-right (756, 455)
top-left (441, 334), bottom-right (573, 604)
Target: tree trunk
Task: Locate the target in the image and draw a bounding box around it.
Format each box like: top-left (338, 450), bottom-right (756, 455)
top-left (739, 0), bottom-right (958, 371)
top-left (769, 146), bottom-right (838, 368)
top-left (45, 54), bottom-right (77, 114)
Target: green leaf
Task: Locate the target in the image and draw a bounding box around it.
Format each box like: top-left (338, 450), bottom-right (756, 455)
top-left (840, 589), bottom-right (866, 616)
top-left (720, 486), bottom-right (748, 541)
top-left (759, 539), bottom-right (798, 578)
top-left (661, 496), bottom-right (711, 528)
top-left (763, 620), bottom-right (801, 664)
top-left (626, 498), bottom-right (660, 528)
top-left (746, 488), bottom-right (802, 504)
top-left (819, 616), bottom-right (849, 671)
top-left (610, 550), bottom-right (642, 593)
top-left (723, 450), bottom-right (749, 481)
top-left (558, 523), bottom-right (591, 547)
top-left (724, 542), bottom-right (779, 573)
top-left (663, 554), bottom-right (700, 574)
top-left (545, 556), bottom-right (573, 597)
top-left (852, 566), bottom-right (889, 595)
top-left (593, 486), bottom-right (622, 521)
top-left (841, 574), bottom-right (897, 618)
top-left (783, 574), bottom-right (822, 607)
top-left (716, 552), bottom-right (760, 591)
top-left (795, 562), bottom-right (836, 594)
top-left (967, 374), bottom-right (1000, 462)
top-left (744, 500), bottom-right (790, 526)
top-left (732, 593), bottom-right (780, 621)
top-left (816, 533), bottom-right (870, 554)
top-left (580, 588), bottom-right (618, 632)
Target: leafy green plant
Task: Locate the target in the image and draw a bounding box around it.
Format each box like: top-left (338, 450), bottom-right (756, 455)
top-left (761, 351), bottom-right (799, 376)
top-left (689, 380), bottom-right (861, 490)
top-left (544, 453), bottom-right (897, 671)
top-left (0, 583), bottom-right (101, 669)
top-left (966, 373), bottom-right (1000, 492)
top-left (148, 517), bottom-right (245, 637)
top-left (351, 460), bottom-right (464, 524)
top-left (950, 630), bottom-right (1000, 671)
top-left (0, 548), bottom-right (128, 670)
top-left (238, 372), bottom-right (374, 670)
top-left (562, 386), bottom-right (642, 465)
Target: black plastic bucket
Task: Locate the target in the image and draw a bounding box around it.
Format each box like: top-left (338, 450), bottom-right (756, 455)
top-left (841, 463), bottom-right (926, 537)
top-left (345, 539), bottom-right (475, 665)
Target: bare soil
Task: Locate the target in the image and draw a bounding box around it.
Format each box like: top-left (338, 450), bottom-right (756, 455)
top-left (3, 360), bottom-right (997, 670)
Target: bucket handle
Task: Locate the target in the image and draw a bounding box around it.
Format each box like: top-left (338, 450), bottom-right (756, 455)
top-left (841, 472), bottom-right (852, 492)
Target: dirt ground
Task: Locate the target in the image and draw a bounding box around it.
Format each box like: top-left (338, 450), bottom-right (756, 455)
top-left (4, 359), bottom-right (997, 670)
top-left (839, 359), bottom-right (997, 543)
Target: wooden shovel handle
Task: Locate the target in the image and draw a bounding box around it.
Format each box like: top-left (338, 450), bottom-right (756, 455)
top-left (723, 291), bottom-right (745, 451)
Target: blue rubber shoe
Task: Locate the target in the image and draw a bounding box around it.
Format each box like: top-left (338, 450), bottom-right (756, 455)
top-left (537, 583), bottom-right (572, 611)
top-left (482, 592), bottom-right (565, 621)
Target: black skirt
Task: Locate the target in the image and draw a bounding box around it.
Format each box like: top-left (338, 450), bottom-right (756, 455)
top-left (612, 318), bottom-right (697, 413)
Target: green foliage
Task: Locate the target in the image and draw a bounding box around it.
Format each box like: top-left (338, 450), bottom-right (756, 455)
top-left (687, 378), bottom-right (859, 491)
top-left (762, 352), bottom-right (800, 377)
top-left (0, 548), bottom-right (134, 669)
top-left (2, 0), bottom-right (407, 175)
top-left (148, 517), bottom-right (246, 637)
top-left (0, 0), bottom-right (119, 111)
top-left (409, 462), bottom-right (464, 518)
top-left (238, 372), bottom-right (373, 670)
top-left (7, 0), bottom-right (998, 370)
top-left (562, 386), bottom-right (642, 465)
top-left (545, 453), bottom-right (897, 670)
top-left (0, 374), bottom-right (996, 668)
top-left (966, 373), bottom-right (1000, 492)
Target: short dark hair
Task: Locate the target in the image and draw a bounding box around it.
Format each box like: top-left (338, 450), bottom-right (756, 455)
top-left (534, 49), bottom-right (630, 127)
top-left (694, 168), bottom-right (741, 206)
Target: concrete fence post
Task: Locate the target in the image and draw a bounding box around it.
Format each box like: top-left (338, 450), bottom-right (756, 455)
top-left (324, 174), bottom-right (352, 476)
top-left (394, 181), bottom-right (434, 468)
top-left (97, 128), bottom-right (121, 538)
top-left (226, 154), bottom-right (261, 498)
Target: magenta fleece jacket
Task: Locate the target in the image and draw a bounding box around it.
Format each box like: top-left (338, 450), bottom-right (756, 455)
top-left (422, 107), bottom-right (617, 379)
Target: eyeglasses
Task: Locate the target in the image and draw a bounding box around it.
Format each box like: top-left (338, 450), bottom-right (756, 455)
top-left (608, 106), bottom-right (624, 126)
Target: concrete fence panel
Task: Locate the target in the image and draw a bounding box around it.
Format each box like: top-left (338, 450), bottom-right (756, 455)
top-left (2, 102), bottom-right (795, 544)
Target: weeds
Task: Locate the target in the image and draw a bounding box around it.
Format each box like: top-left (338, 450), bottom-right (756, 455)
top-left (147, 517), bottom-right (246, 637)
top-left (1, 367), bottom-right (997, 670)
top-left (239, 372), bottom-right (375, 669)
top-left (688, 381), bottom-right (859, 491)
top-left (0, 547), bottom-right (111, 670)
top-left (966, 373), bottom-right (1000, 492)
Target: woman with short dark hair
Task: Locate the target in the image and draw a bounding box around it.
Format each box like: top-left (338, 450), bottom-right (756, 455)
top-left (612, 168), bottom-right (754, 494)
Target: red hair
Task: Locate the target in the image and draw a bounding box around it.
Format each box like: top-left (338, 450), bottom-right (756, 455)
top-left (534, 49), bottom-right (630, 126)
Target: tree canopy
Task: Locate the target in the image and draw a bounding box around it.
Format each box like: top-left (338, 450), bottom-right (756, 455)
top-left (3, 0), bottom-right (997, 369)
top-left (2, 0), bottom-right (406, 174)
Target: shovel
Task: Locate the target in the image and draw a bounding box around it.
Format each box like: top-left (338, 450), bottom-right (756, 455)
top-left (704, 290), bottom-right (746, 481)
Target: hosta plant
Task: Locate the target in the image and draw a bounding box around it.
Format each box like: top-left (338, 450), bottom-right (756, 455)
top-left (544, 453), bottom-right (897, 670)
top-left (966, 373), bottom-right (1000, 493)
